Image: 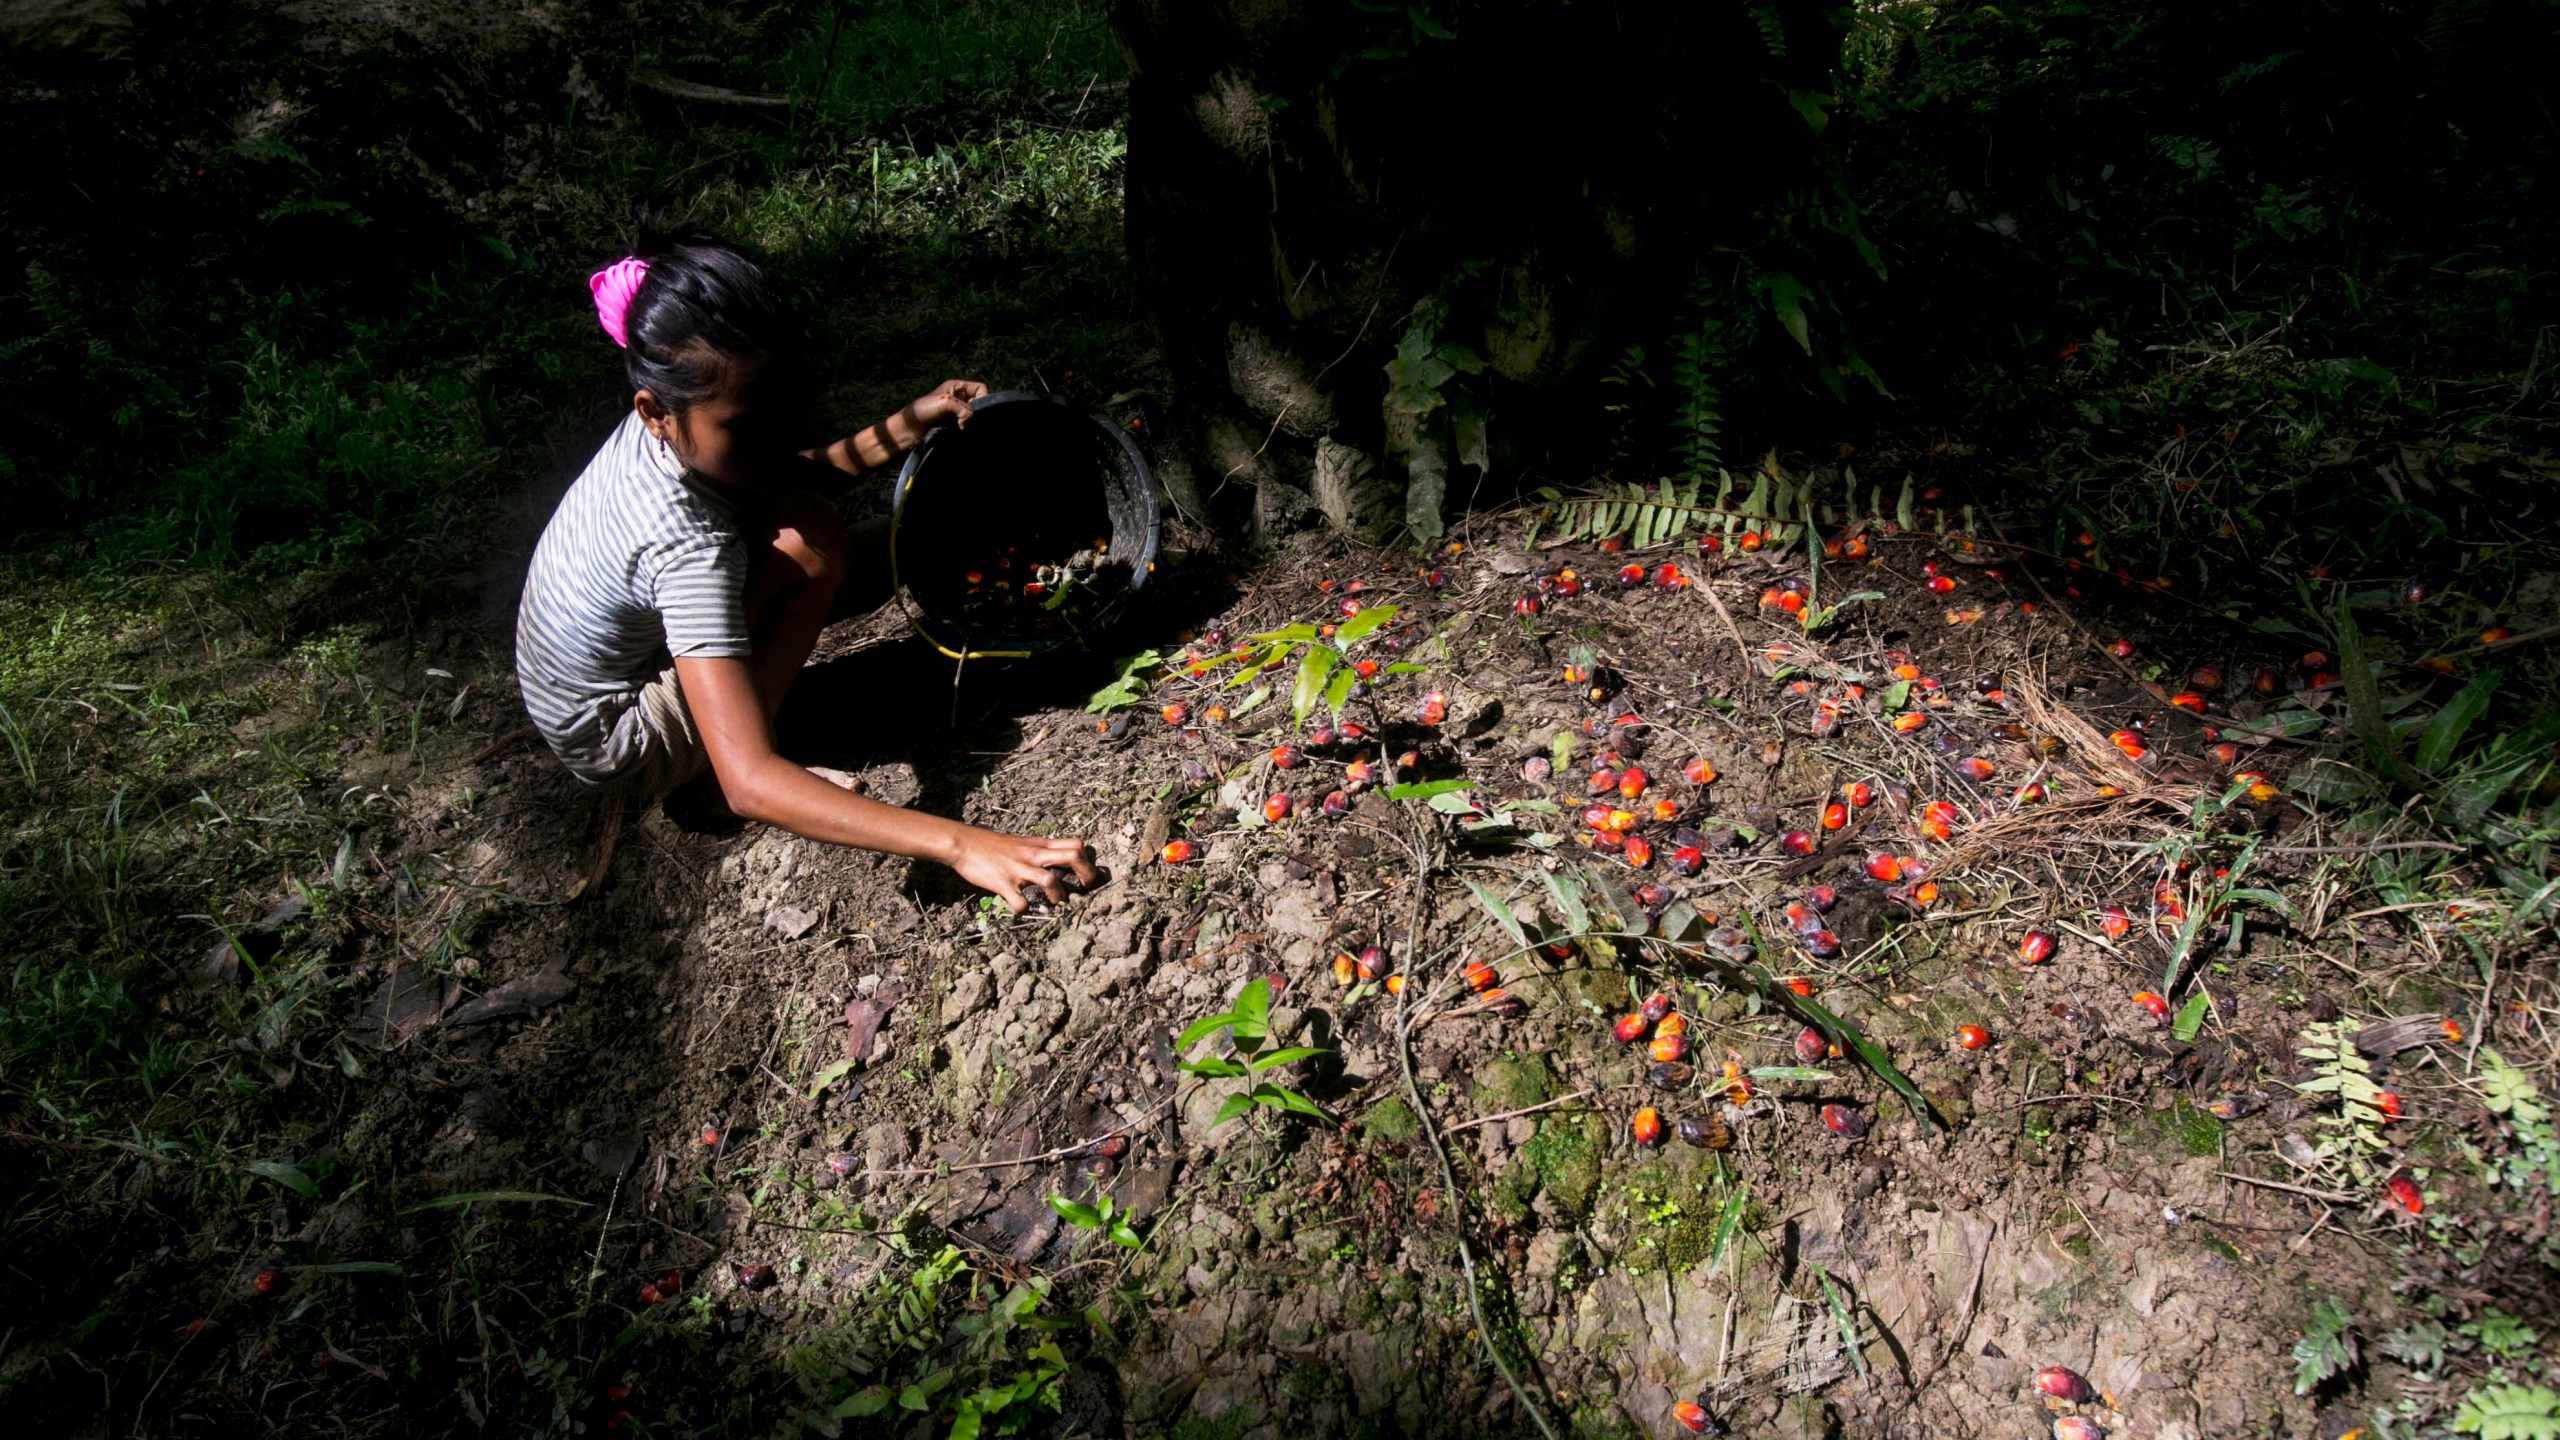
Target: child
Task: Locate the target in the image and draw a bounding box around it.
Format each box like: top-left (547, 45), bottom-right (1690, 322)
top-left (516, 235), bottom-right (1096, 910)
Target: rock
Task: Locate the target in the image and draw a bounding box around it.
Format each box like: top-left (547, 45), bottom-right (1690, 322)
top-left (766, 903), bottom-right (820, 939)
top-left (579, 1134), bottom-right (641, 1179)
top-left (444, 960), bottom-right (575, 1026)
top-left (1093, 913), bottom-right (1142, 958)
top-left (947, 969), bottom-right (992, 1018)
top-left (1525, 1229), bottom-right (1579, 1279)
top-left (862, 1121), bottom-right (911, 1175)
top-left (1046, 926), bottom-right (1093, 965)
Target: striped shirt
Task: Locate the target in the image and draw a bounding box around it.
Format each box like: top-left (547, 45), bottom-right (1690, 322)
top-left (515, 412), bottom-right (752, 782)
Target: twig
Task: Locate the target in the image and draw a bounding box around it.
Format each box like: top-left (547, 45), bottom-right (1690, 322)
top-left (1436, 1089), bottom-right (1596, 1138)
top-left (2216, 1171), bottom-right (2359, 1204)
top-left (1696, 578), bottom-right (1756, 675)
top-left (861, 1100), bottom-right (1170, 1179)
top-left (1991, 1091), bottom-right (2141, 1111)
top-left (2259, 839), bottom-right (2467, 856)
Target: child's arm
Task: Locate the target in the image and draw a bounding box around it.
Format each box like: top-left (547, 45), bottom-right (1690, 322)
top-left (802, 380), bottom-right (989, 479)
top-left (674, 652), bottom-right (1095, 910)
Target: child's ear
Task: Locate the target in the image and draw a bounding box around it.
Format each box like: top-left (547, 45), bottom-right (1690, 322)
top-left (635, 390), bottom-right (677, 445)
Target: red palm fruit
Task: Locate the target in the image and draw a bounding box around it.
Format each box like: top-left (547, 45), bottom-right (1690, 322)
top-left (2482, 626), bottom-right (2514, 644)
top-left (1271, 744), bottom-right (1301, 769)
top-left (1865, 853), bottom-right (1904, 882)
top-left (1787, 975), bottom-right (1817, 997)
top-left (253, 1269), bottom-right (282, 1296)
top-left (2097, 904), bottom-right (2131, 938)
top-left (1613, 1013), bottom-right (1650, 1045)
top-left (2388, 1174), bottom-right (2423, 1214)
top-left (1513, 595), bottom-right (1541, 616)
top-left (1783, 900), bottom-right (1818, 933)
top-left (2054, 1420), bottom-right (2109, 1440)
top-left (1890, 662), bottom-right (1921, 681)
top-left (1345, 758), bottom-right (1375, 789)
top-left (2107, 639), bottom-right (2136, 660)
top-left (1843, 534), bottom-right (1869, 558)
top-left (1353, 659), bottom-right (1380, 679)
top-left (1522, 755), bottom-right (1553, 782)
top-left (1384, 975), bottom-right (1406, 995)
top-left (1670, 846), bottom-right (1704, 876)
top-left (1553, 575), bottom-right (1583, 597)
top-left (1624, 835), bottom-right (1655, 869)
top-left (1893, 712), bottom-right (1928, 733)
top-left (1264, 793), bottom-right (1294, 822)
top-left (1587, 768), bottom-right (1620, 796)
top-left (1159, 840), bottom-right (1195, 864)
top-left (2374, 1090), bottom-right (2403, 1119)
top-left (1959, 757), bottom-right (1996, 781)
top-left (2442, 1018), bottom-right (2465, 1043)
top-left (1465, 960), bottom-right (1499, 993)
top-left (637, 1283), bottom-right (663, 1305)
top-left (1582, 804), bottom-right (1616, 830)
top-left (1697, 533), bottom-right (1723, 554)
top-left (2108, 729), bottom-right (2148, 759)
top-left (1682, 757), bottom-right (1717, 785)
top-left (1321, 790), bottom-right (1352, 818)
top-left (1821, 802), bottom-right (1849, 830)
top-left (1418, 691), bottom-right (1449, 724)
top-left (1777, 591), bottom-right (1807, 615)
top-left (1957, 1024), bottom-right (1990, 1050)
top-left (1641, 992), bottom-right (1674, 1023)
top-left (1480, 988), bottom-right (1526, 1018)
top-left (1913, 880), bottom-right (1940, 904)
top-left (1605, 809), bottom-right (1639, 833)
top-left (1590, 829), bottom-right (1624, 852)
top-left (2208, 741), bottom-right (2241, 766)
top-left (2131, 991), bottom-right (2170, 1024)
top-left (1649, 1033), bottom-right (1689, 1063)
top-left (1922, 559), bottom-right (1941, 577)
top-left (1809, 701), bottom-right (1841, 736)
top-left (1821, 1104), bottom-right (1869, 1138)
top-left (1619, 767), bottom-right (1650, 799)
top-left (1544, 940), bottom-right (1577, 958)
top-left (1672, 1401), bottom-right (1713, 1434)
top-left (1618, 563), bottom-right (1648, 588)
top-left (1779, 830), bottom-right (1815, 856)
top-left (1396, 749), bottom-right (1421, 771)
top-left (2036, 1366), bottom-right (2096, 1404)
top-left (1759, 587), bottom-right (1787, 610)
top-left (1807, 883), bottom-right (1839, 910)
top-left (2019, 928), bottom-right (2058, 964)
top-left (1161, 703), bottom-right (1188, 725)
top-left (1631, 1107), bottom-right (1666, 1146)
top-left (1844, 780), bottom-right (1875, 807)
top-left (1801, 929), bottom-right (1842, 957)
top-left (1308, 726), bottom-right (1336, 746)
top-left (1339, 597), bottom-right (1362, 616)
top-left (1925, 575), bottom-right (1956, 594)
top-left (1648, 1061), bottom-right (1695, 1089)
top-left (1655, 1013), bottom-right (1688, 1040)
top-left (2014, 782), bottom-right (2047, 805)
top-left (1356, 945), bottom-right (1390, 981)
top-left (2169, 691), bottom-right (2205, 712)
top-left (1597, 536), bottom-right (1625, 553)
top-left (1202, 704), bottom-right (1228, 723)
top-left (1796, 1026), bottom-right (1826, 1064)
top-left (1738, 530), bottom-right (1763, 551)
top-left (2302, 649), bottom-right (2329, 670)
top-left (2191, 665), bottom-right (2225, 690)
top-left (1653, 563), bottom-right (1685, 588)
top-left (1332, 952), bottom-right (1358, 986)
top-left (1651, 799), bottom-right (1680, 823)
top-left (1918, 805), bottom-right (1955, 843)
top-left (1423, 569), bottom-right (1447, 588)
top-left (2252, 666), bottom-right (2280, 693)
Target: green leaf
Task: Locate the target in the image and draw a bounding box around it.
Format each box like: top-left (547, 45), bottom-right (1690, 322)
top-left (2418, 670), bottom-right (2501, 773)
top-left (1466, 878), bottom-right (1529, 949)
top-left (1230, 684), bottom-right (1271, 718)
top-left (1879, 679), bottom-right (1911, 711)
top-left (1252, 1083), bottom-right (1331, 1121)
top-left (1209, 1093), bottom-right (1255, 1129)
top-left (1293, 647), bottom-right (1338, 727)
top-left (1747, 1066), bottom-right (1834, 1083)
top-left (1385, 778), bottom-right (1476, 804)
top-left (248, 1160), bottom-right (320, 1199)
top-left (2337, 597), bottom-right (2406, 783)
top-left (1322, 666), bottom-right (1356, 717)
top-left (1179, 1057), bottom-right (1249, 1079)
top-left (2293, 1294), bottom-right (2358, 1395)
top-left (2171, 992), bottom-right (2211, 1043)
top-left (401, 1190), bottom-right (591, 1214)
top-left (1247, 1046), bottom-right (1328, 1071)
top-left (1248, 623), bottom-right (1322, 644)
top-left (808, 1058), bottom-right (858, 1100)
top-left (2453, 1382), bottom-right (2560, 1439)
top-left (1046, 1195), bottom-right (1102, 1228)
top-left (1811, 1263), bottom-right (1866, 1378)
top-left (1334, 605), bottom-right (1400, 645)
top-left (1175, 1012), bottom-right (1238, 1054)
top-left (1233, 977), bottom-right (1271, 1040)
top-left (1084, 649), bottom-right (1161, 713)
top-left (1541, 867), bottom-right (1590, 936)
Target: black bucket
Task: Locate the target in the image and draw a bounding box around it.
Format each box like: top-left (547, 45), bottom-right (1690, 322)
top-left (889, 391), bottom-right (1159, 659)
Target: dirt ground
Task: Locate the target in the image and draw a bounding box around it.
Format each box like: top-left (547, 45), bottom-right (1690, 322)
top-left (158, 453), bottom-right (2539, 1439)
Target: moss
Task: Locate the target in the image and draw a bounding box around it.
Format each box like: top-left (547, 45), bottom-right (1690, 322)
top-left (1361, 1096), bottom-right (1421, 1144)
top-left (2132, 1097), bottom-right (2226, 1158)
top-left (1489, 1157), bottom-right (1538, 1225)
top-left (1522, 1110), bottom-right (1606, 1217)
top-left (1471, 1055), bottom-right (1555, 1112)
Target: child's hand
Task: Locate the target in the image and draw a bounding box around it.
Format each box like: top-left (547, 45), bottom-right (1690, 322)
top-left (951, 827), bottom-right (1096, 913)
top-left (911, 379), bottom-right (988, 431)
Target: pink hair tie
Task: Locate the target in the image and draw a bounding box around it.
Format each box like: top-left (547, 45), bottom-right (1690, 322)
top-left (588, 257), bottom-right (650, 347)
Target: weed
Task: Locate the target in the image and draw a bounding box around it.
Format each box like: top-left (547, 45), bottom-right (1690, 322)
top-left (1174, 977), bottom-right (1333, 1130)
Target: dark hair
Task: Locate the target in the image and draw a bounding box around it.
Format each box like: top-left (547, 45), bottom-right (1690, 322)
top-left (620, 235), bottom-right (800, 414)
